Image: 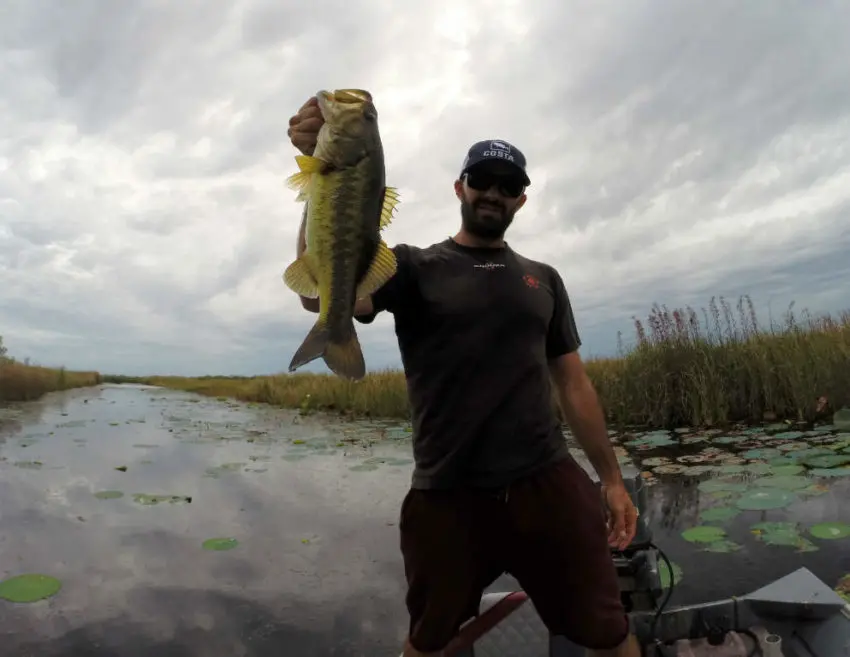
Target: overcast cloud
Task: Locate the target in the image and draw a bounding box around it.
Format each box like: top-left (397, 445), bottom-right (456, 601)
top-left (2, 0), bottom-right (849, 376)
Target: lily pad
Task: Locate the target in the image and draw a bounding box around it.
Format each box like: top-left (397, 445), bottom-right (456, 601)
top-left (803, 454), bottom-right (850, 469)
top-left (809, 522), bottom-right (850, 540)
top-left (751, 521), bottom-right (818, 552)
top-left (709, 490), bottom-right (738, 500)
top-left (132, 493), bottom-right (192, 506)
top-left (0, 574), bottom-right (62, 603)
top-left (717, 465), bottom-right (746, 475)
top-left (712, 435), bottom-right (747, 445)
top-left (642, 457), bottom-right (671, 467)
top-left (13, 460), bottom-right (43, 470)
top-left (769, 464), bottom-right (805, 476)
top-left (652, 464), bottom-right (688, 475)
top-left (800, 483), bottom-right (830, 496)
top-left (703, 540), bottom-right (742, 553)
top-left (659, 561), bottom-right (683, 589)
top-left (204, 462), bottom-right (246, 477)
top-left (718, 456), bottom-right (746, 465)
top-left (772, 431), bottom-right (805, 441)
top-left (776, 442), bottom-right (808, 452)
top-left (699, 506), bottom-right (741, 523)
top-left (765, 423), bottom-right (791, 433)
top-left (626, 433), bottom-right (676, 448)
top-left (809, 467), bottom-right (850, 478)
top-left (751, 475), bottom-right (810, 491)
top-left (697, 478), bottom-right (749, 494)
top-left (742, 448), bottom-right (781, 460)
top-left (676, 454), bottom-right (710, 464)
top-left (93, 490), bottom-right (124, 500)
top-left (810, 425), bottom-right (837, 433)
top-left (349, 463), bottom-right (380, 472)
top-left (793, 447), bottom-right (834, 459)
top-left (767, 456), bottom-right (799, 467)
top-left (682, 526), bottom-right (727, 544)
top-left (202, 537), bottom-right (239, 551)
top-left (735, 488), bottom-right (800, 511)
top-left (384, 457), bottom-right (414, 466)
top-left (745, 463), bottom-right (773, 475)
top-left (682, 465), bottom-right (716, 476)
top-left (835, 574), bottom-right (850, 603)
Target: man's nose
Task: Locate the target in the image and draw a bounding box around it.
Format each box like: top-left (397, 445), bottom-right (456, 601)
top-left (481, 186), bottom-right (502, 200)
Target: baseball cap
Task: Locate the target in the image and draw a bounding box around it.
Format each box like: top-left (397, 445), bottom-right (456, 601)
top-left (460, 139), bottom-right (531, 186)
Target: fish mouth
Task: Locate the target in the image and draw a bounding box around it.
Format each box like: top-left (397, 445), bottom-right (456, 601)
top-left (333, 89), bottom-right (372, 104)
top-left (315, 89), bottom-right (371, 121)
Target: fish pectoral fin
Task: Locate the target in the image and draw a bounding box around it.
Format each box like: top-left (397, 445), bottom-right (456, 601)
top-left (296, 154), bottom-right (327, 173)
top-left (285, 171), bottom-right (312, 195)
top-left (379, 186), bottom-right (400, 230)
top-left (283, 256), bottom-right (319, 298)
top-left (355, 240), bottom-right (397, 298)
top-left (285, 155), bottom-right (328, 195)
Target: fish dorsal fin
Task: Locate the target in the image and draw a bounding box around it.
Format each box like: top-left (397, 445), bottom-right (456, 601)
top-left (285, 155), bottom-right (327, 197)
top-left (380, 187), bottom-right (400, 230)
top-left (282, 255), bottom-right (319, 298)
top-left (356, 240), bottom-right (397, 298)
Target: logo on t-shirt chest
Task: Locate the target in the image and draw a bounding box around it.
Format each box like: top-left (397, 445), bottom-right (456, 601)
top-left (473, 261), bottom-right (506, 270)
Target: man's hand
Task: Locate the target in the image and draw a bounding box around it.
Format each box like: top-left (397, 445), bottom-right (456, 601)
top-left (602, 482), bottom-right (638, 551)
top-left (287, 96), bottom-right (324, 156)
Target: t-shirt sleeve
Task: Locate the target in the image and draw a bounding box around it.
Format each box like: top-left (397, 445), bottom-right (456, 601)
top-left (355, 243), bottom-right (415, 324)
top-left (546, 268), bottom-right (582, 358)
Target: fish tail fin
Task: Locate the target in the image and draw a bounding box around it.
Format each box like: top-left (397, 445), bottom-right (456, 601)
top-left (288, 318), bottom-right (366, 381)
top-left (324, 320), bottom-right (366, 381)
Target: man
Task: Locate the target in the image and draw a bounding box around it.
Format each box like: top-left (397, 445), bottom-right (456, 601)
top-left (287, 96), bottom-right (640, 657)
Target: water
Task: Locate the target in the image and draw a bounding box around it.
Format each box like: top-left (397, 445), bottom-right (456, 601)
top-left (0, 385), bottom-right (848, 656)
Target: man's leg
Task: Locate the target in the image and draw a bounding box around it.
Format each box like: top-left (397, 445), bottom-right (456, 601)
top-left (505, 457), bottom-right (640, 657)
top-left (398, 486), bottom-right (503, 657)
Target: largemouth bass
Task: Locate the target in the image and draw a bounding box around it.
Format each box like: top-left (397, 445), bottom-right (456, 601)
top-left (282, 89), bottom-right (400, 380)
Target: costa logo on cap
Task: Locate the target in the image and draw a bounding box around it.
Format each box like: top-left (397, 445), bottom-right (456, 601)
top-left (460, 139), bottom-right (531, 186)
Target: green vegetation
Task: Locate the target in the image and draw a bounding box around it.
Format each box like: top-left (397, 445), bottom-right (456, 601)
top-left (121, 295), bottom-right (850, 429)
top-left (0, 336), bottom-right (101, 402)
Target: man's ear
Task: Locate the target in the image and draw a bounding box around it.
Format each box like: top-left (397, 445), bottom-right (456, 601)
top-left (454, 179), bottom-right (464, 202)
top-left (515, 193), bottom-right (527, 212)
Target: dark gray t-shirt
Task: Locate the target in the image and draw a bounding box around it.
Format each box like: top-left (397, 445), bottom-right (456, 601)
top-left (356, 237), bottom-right (582, 490)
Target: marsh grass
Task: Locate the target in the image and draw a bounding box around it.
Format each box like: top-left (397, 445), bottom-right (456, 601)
top-left (122, 295), bottom-right (850, 428)
top-left (0, 359), bottom-right (102, 402)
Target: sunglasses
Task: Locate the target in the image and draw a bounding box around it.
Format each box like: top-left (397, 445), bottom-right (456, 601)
top-left (464, 170), bottom-right (526, 198)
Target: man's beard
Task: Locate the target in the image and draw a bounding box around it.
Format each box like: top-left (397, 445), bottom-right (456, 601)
top-left (460, 198), bottom-right (515, 240)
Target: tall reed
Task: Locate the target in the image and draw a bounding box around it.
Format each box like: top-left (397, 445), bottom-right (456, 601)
top-left (136, 295), bottom-right (850, 428)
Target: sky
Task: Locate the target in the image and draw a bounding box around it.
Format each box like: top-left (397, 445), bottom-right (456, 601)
top-left (2, 0), bottom-right (849, 377)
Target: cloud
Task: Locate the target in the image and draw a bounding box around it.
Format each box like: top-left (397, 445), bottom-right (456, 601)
top-left (1, 0), bottom-right (849, 375)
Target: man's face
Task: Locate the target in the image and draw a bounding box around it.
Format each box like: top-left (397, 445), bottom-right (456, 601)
top-left (454, 161), bottom-right (527, 241)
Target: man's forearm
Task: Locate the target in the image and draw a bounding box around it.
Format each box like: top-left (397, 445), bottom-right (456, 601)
top-left (556, 379), bottom-right (623, 486)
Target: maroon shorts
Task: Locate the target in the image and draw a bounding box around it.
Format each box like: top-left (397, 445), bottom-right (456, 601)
top-left (398, 455), bottom-right (629, 653)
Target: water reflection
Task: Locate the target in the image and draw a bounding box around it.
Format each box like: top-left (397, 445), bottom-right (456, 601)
top-left (0, 385), bottom-right (848, 655)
